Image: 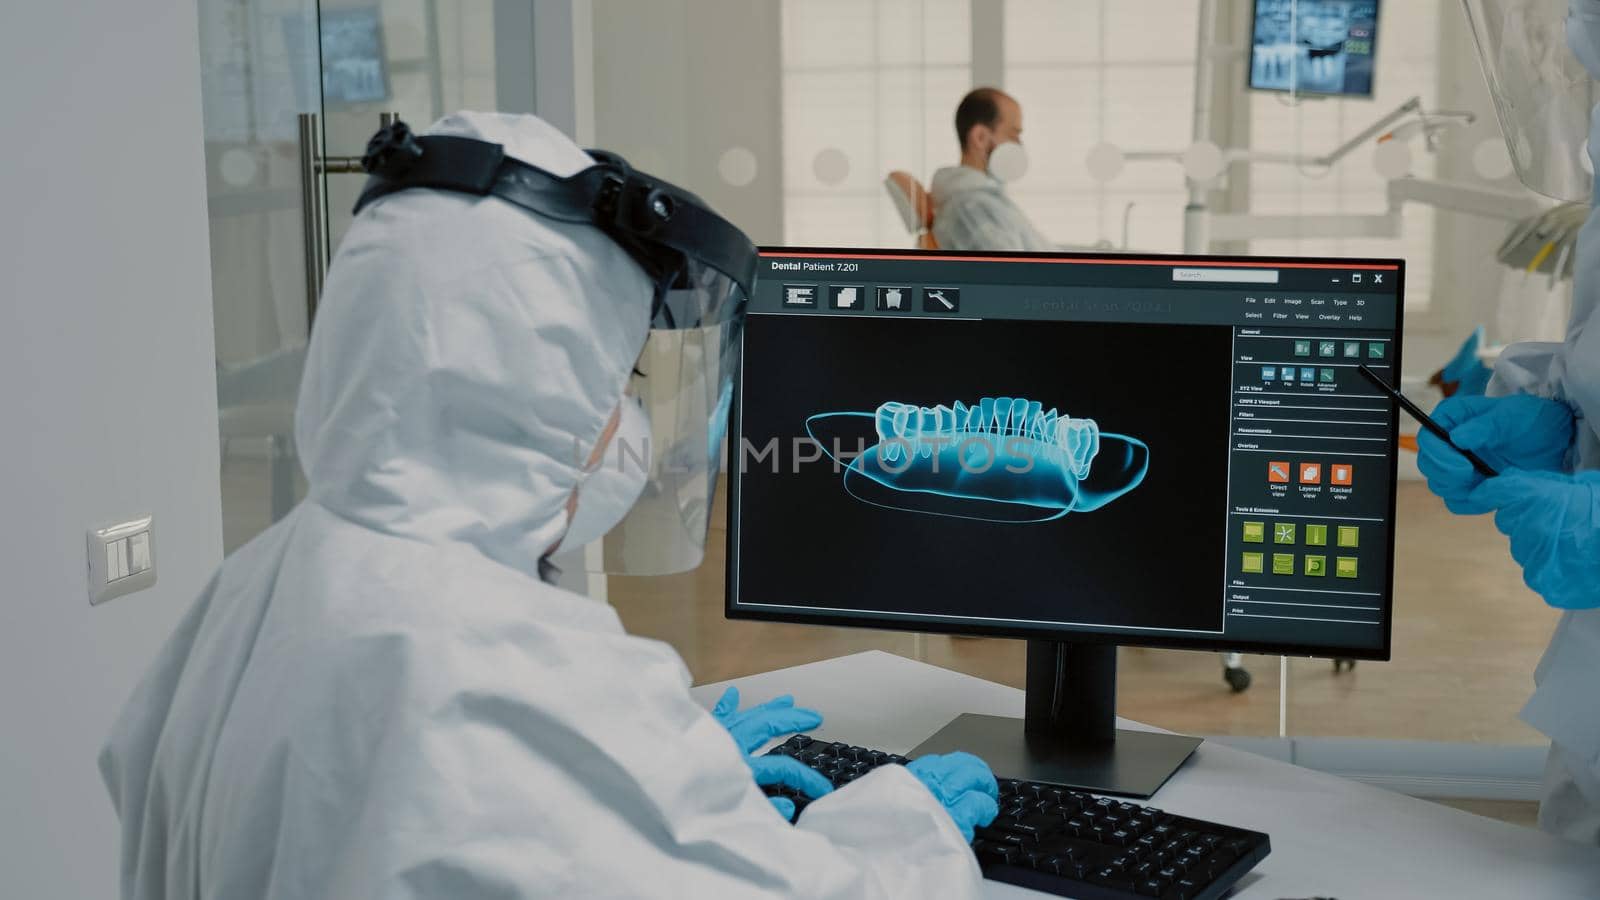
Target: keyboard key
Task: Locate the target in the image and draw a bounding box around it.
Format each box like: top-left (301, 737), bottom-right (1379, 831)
top-left (1198, 851), bottom-right (1237, 880)
top-left (979, 843), bottom-right (1020, 866)
top-left (1089, 868), bottom-right (1138, 892)
top-left (1137, 878), bottom-right (1168, 897)
top-left (1173, 875), bottom-right (1206, 899)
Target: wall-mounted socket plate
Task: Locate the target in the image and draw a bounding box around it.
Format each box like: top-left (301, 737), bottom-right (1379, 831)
top-left (88, 515), bottom-right (156, 606)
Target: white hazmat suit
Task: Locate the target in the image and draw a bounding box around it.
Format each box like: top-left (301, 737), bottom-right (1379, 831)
top-left (1480, 0), bottom-right (1600, 844)
top-left (99, 112), bottom-right (986, 898)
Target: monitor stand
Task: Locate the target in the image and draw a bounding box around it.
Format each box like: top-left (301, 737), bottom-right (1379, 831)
top-left (907, 640), bottom-right (1201, 799)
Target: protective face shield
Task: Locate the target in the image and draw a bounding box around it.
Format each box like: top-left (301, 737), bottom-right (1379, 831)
top-left (354, 120), bottom-right (755, 575)
top-left (1463, 0), bottom-right (1598, 201)
top-left (987, 141), bottom-right (1030, 183)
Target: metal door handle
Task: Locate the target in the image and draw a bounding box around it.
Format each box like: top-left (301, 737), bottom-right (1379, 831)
top-left (297, 111), bottom-right (400, 328)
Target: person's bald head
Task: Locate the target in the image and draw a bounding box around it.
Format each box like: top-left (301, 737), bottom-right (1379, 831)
top-left (955, 87), bottom-right (1022, 165)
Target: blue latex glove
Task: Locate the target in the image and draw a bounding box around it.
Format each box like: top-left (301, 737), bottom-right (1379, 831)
top-left (1417, 394), bottom-right (1575, 515)
top-left (1468, 469), bottom-right (1600, 610)
top-left (1438, 326), bottom-right (1491, 397)
top-left (905, 752), bottom-right (1000, 842)
top-left (712, 687), bottom-right (833, 820)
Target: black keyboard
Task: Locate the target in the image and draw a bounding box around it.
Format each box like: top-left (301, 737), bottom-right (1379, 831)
top-left (764, 734), bottom-right (1270, 900)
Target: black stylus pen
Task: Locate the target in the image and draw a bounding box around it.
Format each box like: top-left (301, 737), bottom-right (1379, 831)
top-left (1356, 364), bottom-right (1499, 478)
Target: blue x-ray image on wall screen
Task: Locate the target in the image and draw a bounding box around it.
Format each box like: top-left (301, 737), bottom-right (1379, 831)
top-left (807, 399), bottom-right (1149, 523)
top-left (1249, 0), bottom-right (1380, 97)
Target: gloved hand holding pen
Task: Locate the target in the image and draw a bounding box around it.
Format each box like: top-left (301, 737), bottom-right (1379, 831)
top-left (1417, 393), bottom-right (1575, 514)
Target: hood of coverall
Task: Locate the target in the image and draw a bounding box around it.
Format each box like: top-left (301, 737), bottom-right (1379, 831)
top-left (292, 112), bottom-right (653, 579)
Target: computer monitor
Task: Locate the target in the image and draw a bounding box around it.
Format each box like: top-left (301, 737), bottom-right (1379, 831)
top-left (727, 248), bottom-right (1404, 796)
top-left (1249, 0), bottom-right (1381, 98)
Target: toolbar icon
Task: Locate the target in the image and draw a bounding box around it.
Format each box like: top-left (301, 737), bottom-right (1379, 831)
top-left (1268, 461), bottom-right (1291, 484)
top-left (876, 286), bottom-right (910, 311)
top-left (922, 287), bottom-right (961, 313)
top-left (783, 285), bottom-right (817, 307)
top-left (1300, 462), bottom-right (1322, 484)
top-left (830, 285), bottom-right (862, 310)
top-left (1331, 464), bottom-right (1353, 486)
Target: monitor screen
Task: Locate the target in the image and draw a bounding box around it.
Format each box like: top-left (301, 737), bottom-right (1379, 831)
top-left (1249, 0), bottom-right (1380, 98)
top-left (726, 249), bottom-right (1403, 660)
top-left (319, 8), bottom-right (390, 105)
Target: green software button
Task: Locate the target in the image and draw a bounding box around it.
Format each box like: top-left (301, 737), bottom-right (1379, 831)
top-left (1242, 552), bottom-right (1265, 574)
top-left (1336, 557), bottom-right (1359, 578)
top-left (1273, 523), bottom-right (1296, 545)
top-left (1305, 524), bottom-right (1328, 546)
top-left (1337, 525), bottom-right (1360, 548)
top-left (1305, 555), bottom-right (1327, 577)
top-left (1272, 553), bottom-right (1295, 576)
top-left (1243, 521), bottom-right (1266, 543)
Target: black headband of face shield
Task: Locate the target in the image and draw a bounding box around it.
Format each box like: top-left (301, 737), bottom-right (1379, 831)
top-left (351, 120), bottom-right (758, 325)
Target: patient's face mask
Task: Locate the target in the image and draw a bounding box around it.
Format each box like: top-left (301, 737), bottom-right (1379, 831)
top-left (559, 399), bottom-right (651, 553)
top-left (987, 140), bottom-right (1030, 183)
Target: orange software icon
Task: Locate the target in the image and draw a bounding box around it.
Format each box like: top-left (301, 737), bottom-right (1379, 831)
top-left (1331, 463), bottom-right (1353, 486)
top-left (1299, 462), bottom-right (1322, 484)
top-left (1268, 460), bottom-right (1291, 484)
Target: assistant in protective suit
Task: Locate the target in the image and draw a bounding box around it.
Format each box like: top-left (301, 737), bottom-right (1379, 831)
top-left (1423, 0), bottom-right (1600, 845)
top-left (99, 111), bottom-right (996, 898)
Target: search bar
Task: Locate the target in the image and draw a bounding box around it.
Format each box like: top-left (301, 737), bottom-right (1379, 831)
top-left (1172, 268), bottom-right (1280, 284)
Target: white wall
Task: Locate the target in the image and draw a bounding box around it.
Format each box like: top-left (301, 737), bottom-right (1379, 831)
top-left (0, 2), bottom-right (223, 896)
top-left (590, 0), bottom-right (785, 245)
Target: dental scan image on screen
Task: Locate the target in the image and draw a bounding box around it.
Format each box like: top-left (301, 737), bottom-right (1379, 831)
top-left (1249, 0), bottom-right (1380, 97)
top-left (807, 399), bottom-right (1150, 524)
top-left (737, 313), bottom-right (1232, 635)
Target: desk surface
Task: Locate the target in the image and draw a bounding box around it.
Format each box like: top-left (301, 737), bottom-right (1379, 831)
top-left (690, 651), bottom-right (1600, 899)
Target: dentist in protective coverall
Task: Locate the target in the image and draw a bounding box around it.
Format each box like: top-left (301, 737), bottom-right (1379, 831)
top-left (99, 112), bottom-right (997, 898)
top-left (1424, 0), bottom-right (1600, 844)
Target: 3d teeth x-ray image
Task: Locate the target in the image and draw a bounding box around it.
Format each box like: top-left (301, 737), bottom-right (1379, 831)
top-left (806, 398), bottom-right (1150, 523)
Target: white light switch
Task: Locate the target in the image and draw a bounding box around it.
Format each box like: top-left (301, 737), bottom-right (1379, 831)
top-left (107, 539), bottom-right (128, 580)
top-left (129, 532), bottom-right (151, 574)
top-left (88, 516), bottom-right (156, 606)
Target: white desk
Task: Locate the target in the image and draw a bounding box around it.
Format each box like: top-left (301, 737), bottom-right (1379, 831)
top-left (691, 651), bottom-right (1600, 899)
